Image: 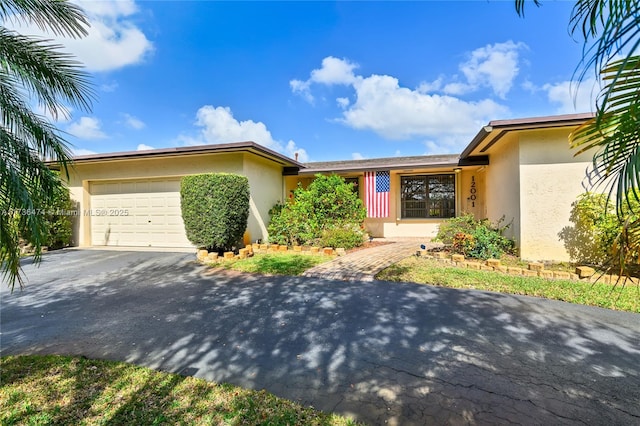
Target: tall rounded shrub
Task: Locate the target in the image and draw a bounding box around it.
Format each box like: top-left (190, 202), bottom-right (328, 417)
top-left (180, 173), bottom-right (249, 251)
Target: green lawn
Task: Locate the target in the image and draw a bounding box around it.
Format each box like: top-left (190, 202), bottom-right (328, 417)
top-left (217, 252), bottom-right (334, 276)
top-left (0, 355), bottom-right (358, 426)
top-left (377, 257), bottom-right (640, 313)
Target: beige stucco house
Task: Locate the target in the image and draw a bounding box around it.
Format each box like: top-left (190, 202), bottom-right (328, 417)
top-left (65, 112), bottom-right (595, 262)
top-left (66, 142), bottom-right (303, 248)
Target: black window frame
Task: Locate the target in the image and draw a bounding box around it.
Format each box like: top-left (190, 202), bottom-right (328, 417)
top-left (400, 174), bottom-right (455, 219)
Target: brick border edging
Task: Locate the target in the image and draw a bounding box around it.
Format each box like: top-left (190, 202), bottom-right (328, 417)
top-left (420, 251), bottom-right (637, 284)
top-left (196, 244), bottom-right (345, 263)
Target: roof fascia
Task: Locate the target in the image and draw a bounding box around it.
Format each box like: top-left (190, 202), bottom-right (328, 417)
top-left (300, 160), bottom-right (461, 175)
top-left (69, 141), bottom-right (305, 169)
top-left (460, 113), bottom-right (594, 159)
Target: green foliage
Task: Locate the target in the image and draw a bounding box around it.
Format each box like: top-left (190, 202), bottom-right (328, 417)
top-left (220, 253), bottom-right (332, 276)
top-left (434, 213), bottom-right (478, 245)
top-left (516, 0), bottom-right (640, 286)
top-left (377, 256), bottom-right (639, 313)
top-left (437, 214), bottom-right (514, 260)
top-left (180, 173), bottom-right (249, 252)
top-left (20, 175), bottom-right (75, 249)
top-left (268, 174), bottom-right (366, 247)
top-left (452, 232), bottom-right (475, 256)
top-left (561, 192), bottom-right (640, 267)
top-left (0, 355), bottom-right (357, 425)
top-left (318, 226), bottom-right (365, 250)
top-left (0, 0), bottom-right (93, 289)
top-left (467, 224), bottom-right (514, 260)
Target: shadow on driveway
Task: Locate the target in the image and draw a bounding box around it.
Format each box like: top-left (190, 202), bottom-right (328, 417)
top-left (2, 250), bottom-right (640, 425)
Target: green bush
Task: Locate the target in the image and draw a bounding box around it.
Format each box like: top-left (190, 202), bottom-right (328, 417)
top-left (180, 173), bottom-right (249, 252)
top-left (20, 173), bottom-right (75, 250)
top-left (265, 202), bottom-right (297, 246)
top-left (467, 224), bottom-right (514, 260)
top-left (268, 174), bottom-right (366, 247)
top-left (560, 192), bottom-right (638, 264)
top-left (437, 214), bottom-right (514, 260)
top-left (434, 214), bottom-right (478, 245)
top-left (452, 232), bottom-right (475, 256)
top-left (318, 226), bottom-right (365, 249)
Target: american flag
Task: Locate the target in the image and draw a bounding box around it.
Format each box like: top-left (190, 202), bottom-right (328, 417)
top-left (365, 171), bottom-right (390, 218)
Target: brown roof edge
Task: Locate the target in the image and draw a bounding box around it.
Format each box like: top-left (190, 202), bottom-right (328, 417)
top-left (70, 141), bottom-right (305, 168)
top-left (300, 154), bottom-right (461, 174)
top-left (460, 112), bottom-right (595, 159)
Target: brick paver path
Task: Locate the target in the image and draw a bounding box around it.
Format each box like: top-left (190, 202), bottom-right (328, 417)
top-left (302, 238), bottom-right (440, 281)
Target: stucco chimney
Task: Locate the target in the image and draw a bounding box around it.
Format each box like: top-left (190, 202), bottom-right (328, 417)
top-left (295, 152), bottom-right (299, 161)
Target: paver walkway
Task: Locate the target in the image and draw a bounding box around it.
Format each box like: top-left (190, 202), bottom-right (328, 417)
top-left (302, 238), bottom-right (439, 281)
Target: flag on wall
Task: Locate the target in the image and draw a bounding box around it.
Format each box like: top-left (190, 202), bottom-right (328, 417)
top-left (365, 171), bottom-right (390, 218)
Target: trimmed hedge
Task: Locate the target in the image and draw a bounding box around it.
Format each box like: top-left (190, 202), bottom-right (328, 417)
top-left (180, 173), bottom-right (249, 251)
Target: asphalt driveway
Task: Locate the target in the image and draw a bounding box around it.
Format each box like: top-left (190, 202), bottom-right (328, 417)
top-left (2, 249), bottom-right (640, 425)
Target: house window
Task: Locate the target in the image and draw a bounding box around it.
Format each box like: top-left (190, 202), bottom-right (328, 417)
top-left (401, 174), bottom-right (455, 218)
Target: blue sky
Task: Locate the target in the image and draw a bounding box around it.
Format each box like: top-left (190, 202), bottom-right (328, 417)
top-left (13, 1), bottom-right (598, 161)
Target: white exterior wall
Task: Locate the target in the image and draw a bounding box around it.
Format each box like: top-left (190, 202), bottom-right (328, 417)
top-left (242, 154), bottom-right (286, 243)
top-left (484, 134), bottom-right (521, 247)
top-left (518, 129), bottom-right (593, 261)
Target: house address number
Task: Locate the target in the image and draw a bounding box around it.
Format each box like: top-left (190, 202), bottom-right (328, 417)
top-left (469, 176), bottom-right (477, 207)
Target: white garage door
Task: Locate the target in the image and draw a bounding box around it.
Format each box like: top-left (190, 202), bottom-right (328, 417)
top-left (90, 179), bottom-right (193, 248)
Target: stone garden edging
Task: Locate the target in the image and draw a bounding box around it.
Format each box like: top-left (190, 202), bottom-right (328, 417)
top-left (421, 250), bottom-right (637, 285)
top-left (196, 243), bottom-right (345, 263)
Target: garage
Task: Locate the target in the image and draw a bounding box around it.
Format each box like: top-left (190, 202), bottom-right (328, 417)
top-left (90, 179), bottom-right (193, 248)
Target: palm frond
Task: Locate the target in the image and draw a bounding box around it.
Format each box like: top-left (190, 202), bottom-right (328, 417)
top-left (0, 0), bottom-right (89, 38)
top-left (571, 56), bottom-right (640, 215)
top-left (514, 0), bottom-right (541, 17)
top-left (0, 0), bottom-right (92, 289)
top-left (0, 28), bottom-right (94, 117)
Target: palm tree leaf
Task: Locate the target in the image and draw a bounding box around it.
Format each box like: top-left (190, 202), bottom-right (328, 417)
top-left (0, 0), bottom-right (89, 38)
top-left (0, 28), bottom-right (94, 116)
top-left (0, 0), bottom-right (93, 289)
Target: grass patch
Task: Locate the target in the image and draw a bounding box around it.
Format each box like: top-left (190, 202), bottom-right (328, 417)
top-left (218, 253), bottom-right (334, 276)
top-left (377, 257), bottom-right (640, 313)
top-left (0, 355), bottom-right (358, 426)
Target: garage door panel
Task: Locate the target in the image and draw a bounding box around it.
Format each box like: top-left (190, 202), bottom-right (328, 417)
top-left (90, 179), bottom-right (192, 248)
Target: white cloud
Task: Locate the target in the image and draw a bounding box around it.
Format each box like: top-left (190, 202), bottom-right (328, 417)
top-left (418, 41), bottom-right (527, 99)
top-left (310, 56), bottom-right (358, 85)
top-left (285, 140), bottom-right (309, 162)
top-left (290, 56), bottom-right (359, 103)
top-left (123, 113), bottom-right (145, 130)
top-left (417, 78), bottom-right (443, 94)
top-left (352, 152), bottom-right (366, 160)
top-left (179, 105), bottom-right (309, 162)
top-left (67, 116), bottom-right (107, 139)
top-left (289, 80), bottom-right (313, 103)
top-left (71, 147), bottom-right (97, 156)
top-left (541, 78), bottom-right (598, 114)
top-left (291, 56), bottom-right (509, 151)
top-left (336, 97), bottom-right (350, 109)
top-left (457, 41), bottom-right (527, 98)
top-left (137, 143), bottom-right (154, 151)
top-left (6, 0), bottom-right (153, 72)
top-left (100, 81), bottom-right (119, 92)
top-left (343, 74), bottom-right (506, 141)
